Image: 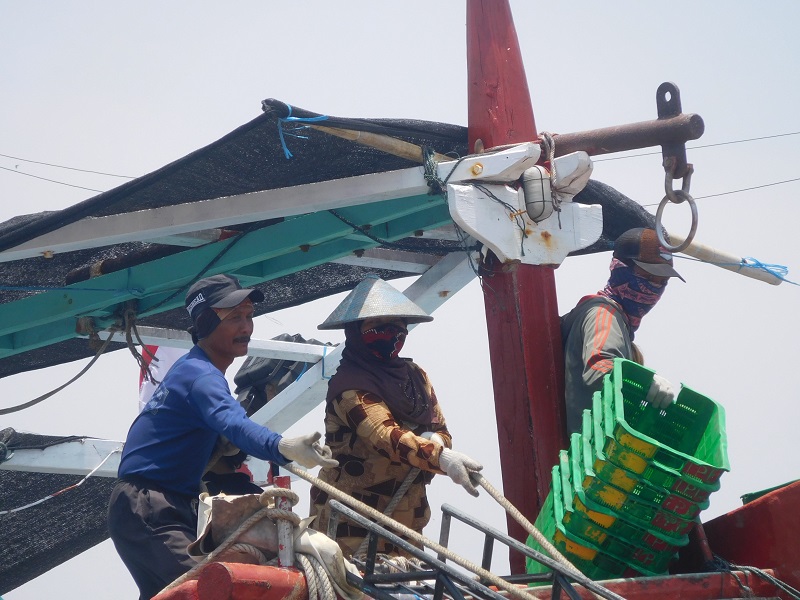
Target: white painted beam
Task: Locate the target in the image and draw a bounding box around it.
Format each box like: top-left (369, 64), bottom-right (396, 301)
top-left (403, 244), bottom-right (479, 316)
top-left (84, 326), bottom-right (337, 363)
top-left (0, 438), bottom-right (123, 478)
top-left (448, 182), bottom-right (603, 266)
top-left (250, 343), bottom-right (344, 433)
top-left (331, 247), bottom-right (440, 274)
top-left (0, 166), bottom-right (429, 262)
top-left (249, 250), bottom-right (478, 432)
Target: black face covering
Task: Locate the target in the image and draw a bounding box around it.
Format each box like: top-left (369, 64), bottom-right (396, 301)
top-left (325, 321), bottom-right (435, 425)
top-left (361, 323), bottom-right (407, 360)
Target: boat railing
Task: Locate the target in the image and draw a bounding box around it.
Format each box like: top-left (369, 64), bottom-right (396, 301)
top-left (438, 503), bottom-right (624, 600)
top-left (328, 499), bottom-right (624, 600)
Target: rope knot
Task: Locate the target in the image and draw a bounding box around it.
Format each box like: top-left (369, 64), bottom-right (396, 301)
top-left (260, 486), bottom-right (300, 507)
top-left (422, 146), bottom-right (445, 196)
top-left (121, 305), bottom-right (160, 385)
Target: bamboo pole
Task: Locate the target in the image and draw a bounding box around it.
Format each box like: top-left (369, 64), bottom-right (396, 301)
top-left (310, 124), bottom-right (452, 164)
top-left (671, 233), bottom-right (784, 285)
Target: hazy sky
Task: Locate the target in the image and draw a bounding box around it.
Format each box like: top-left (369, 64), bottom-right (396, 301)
top-left (2, 1), bottom-right (799, 598)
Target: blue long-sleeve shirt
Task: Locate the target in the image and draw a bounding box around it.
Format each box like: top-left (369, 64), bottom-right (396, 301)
top-left (118, 345), bottom-right (287, 495)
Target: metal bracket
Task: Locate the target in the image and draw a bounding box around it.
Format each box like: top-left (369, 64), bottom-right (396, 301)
top-left (657, 81), bottom-right (691, 180)
top-left (436, 142), bottom-right (541, 184)
top-left (444, 147), bottom-right (602, 266)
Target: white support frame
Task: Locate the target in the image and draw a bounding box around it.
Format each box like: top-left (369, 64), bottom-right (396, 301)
top-left (0, 167), bottom-right (430, 262)
top-left (249, 247), bottom-right (479, 432)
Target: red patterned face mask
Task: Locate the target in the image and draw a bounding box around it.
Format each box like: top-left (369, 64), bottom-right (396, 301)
top-left (361, 323), bottom-right (408, 360)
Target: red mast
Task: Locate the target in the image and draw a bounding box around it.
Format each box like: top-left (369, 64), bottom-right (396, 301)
top-left (466, 0), bottom-right (567, 574)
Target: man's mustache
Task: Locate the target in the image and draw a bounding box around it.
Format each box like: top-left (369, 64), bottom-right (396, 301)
top-left (233, 336), bottom-right (251, 344)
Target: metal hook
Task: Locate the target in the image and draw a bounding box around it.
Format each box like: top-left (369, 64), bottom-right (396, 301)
top-left (656, 191), bottom-right (698, 253)
top-left (655, 83), bottom-right (699, 253)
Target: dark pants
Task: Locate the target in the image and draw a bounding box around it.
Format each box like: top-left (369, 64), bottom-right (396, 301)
top-left (107, 478), bottom-right (199, 600)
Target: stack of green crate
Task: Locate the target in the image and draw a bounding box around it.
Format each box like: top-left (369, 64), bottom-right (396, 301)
top-left (526, 358), bottom-right (729, 580)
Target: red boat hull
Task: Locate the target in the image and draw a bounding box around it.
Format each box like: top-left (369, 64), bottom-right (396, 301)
top-left (676, 479), bottom-right (800, 592)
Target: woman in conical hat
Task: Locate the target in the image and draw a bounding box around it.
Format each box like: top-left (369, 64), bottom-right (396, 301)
top-left (310, 275), bottom-right (483, 558)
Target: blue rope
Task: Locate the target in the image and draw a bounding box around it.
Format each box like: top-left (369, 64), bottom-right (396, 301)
top-left (321, 344), bottom-right (331, 380)
top-left (293, 361), bottom-right (309, 383)
top-left (277, 104), bottom-right (329, 159)
top-left (741, 257), bottom-right (799, 286)
top-left (675, 255), bottom-right (798, 286)
top-left (741, 256), bottom-right (790, 280)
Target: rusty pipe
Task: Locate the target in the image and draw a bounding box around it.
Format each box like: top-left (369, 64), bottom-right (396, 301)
top-left (550, 113), bottom-right (704, 159)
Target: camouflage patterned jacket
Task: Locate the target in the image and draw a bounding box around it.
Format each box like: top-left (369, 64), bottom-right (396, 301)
top-left (309, 365), bottom-right (451, 558)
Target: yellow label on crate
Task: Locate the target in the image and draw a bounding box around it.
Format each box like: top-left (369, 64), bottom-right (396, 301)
top-left (574, 495), bottom-right (616, 528)
top-left (563, 511), bottom-right (608, 545)
top-left (555, 530), bottom-right (597, 560)
top-left (605, 440), bottom-right (648, 472)
top-left (602, 462), bottom-right (638, 491)
top-left (584, 526), bottom-right (607, 545)
top-left (591, 480), bottom-right (626, 509)
top-left (617, 430), bottom-right (657, 458)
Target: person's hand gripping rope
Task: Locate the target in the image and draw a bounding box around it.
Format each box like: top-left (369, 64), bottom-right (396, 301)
top-left (279, 432), bottom-right (338, 468)
top-left (440, 448), bottom-right (483, 497)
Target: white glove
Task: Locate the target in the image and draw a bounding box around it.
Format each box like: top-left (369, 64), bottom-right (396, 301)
top-left (420, 431), bottom-right (446, 447)
top-left (646, 374), bottom-right (677, 409)
top-left (439, 448), bottom-right (483, 497)
top-left (278, 432), bottom-right (339, 469)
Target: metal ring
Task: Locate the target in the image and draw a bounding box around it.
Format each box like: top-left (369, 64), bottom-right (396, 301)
top-left (655, 192), bottom-right (698, 252)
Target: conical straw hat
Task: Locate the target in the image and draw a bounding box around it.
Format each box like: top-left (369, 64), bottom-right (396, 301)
top-left (318, 274), bottom-right (433, 330)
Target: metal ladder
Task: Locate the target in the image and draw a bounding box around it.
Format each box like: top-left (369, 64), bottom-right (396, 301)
top-left (328, 499), bottom-right (624, 600)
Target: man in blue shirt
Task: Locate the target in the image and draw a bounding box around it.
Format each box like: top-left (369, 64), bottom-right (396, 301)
top-left (108, 274), bottom-right (337, 600)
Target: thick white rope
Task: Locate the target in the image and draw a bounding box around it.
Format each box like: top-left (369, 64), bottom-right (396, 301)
top-left (159, 486), bottom-right (344, 600)
top-left (538, 131), bottom-right (562, 216)
top-left (159, 488), bottom-right (301, 594)
top-left (226, 542), bottom-right (269, 564)
top-left (471, 473), bottom-right (583, 579)
top-left (296, 554), bottom-right (320, 600)
top-left (297, 552), bottom-right (337, 600)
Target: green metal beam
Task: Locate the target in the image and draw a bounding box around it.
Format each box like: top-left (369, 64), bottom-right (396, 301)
top-left (0, 194), bottom-right (451, 359)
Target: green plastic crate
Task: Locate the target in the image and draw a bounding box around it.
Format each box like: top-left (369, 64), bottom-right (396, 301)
top-left (578, 414), bottom-right (708, 520)
top-left (552, 481), bottom-right (663, 578)
top-left (591, 395), bottom-right (720, 503)
top-left (602, 359), bottom-right (729, 485)
top-left (557, 451), bottom-right (677, 573)
top-left (526, 467), bottom-right (655, 580)
top-left (561, 473), bottom-right (684, 555)
top-left (560, 433), bottom-right (689, 551)
top-left (570, 435), bottom-right (696, 540)
top-left (526, 471), bottom-right (620, 581)
top-left (526, 479), bottom-right (559, 576)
